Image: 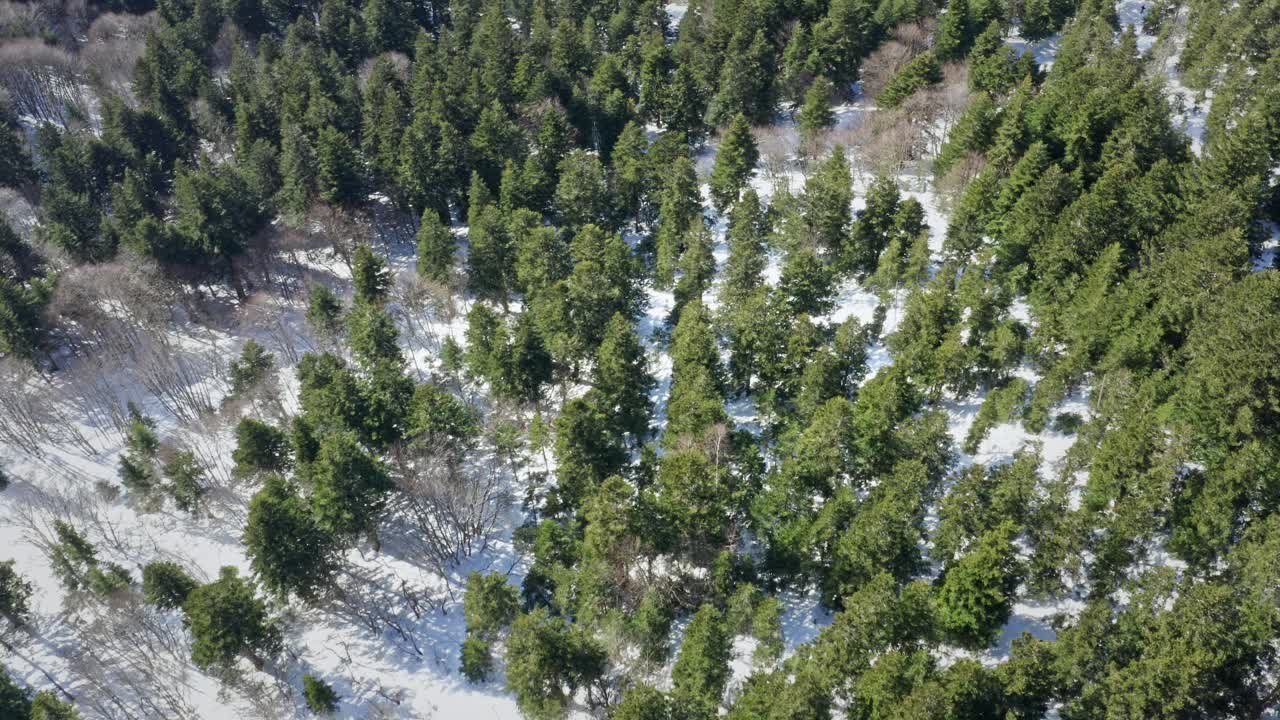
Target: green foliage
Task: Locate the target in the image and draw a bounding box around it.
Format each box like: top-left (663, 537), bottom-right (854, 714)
top-left (142, 561), bottom-right (197, 609)
top-left (505, 608), bottom-right (606, 720)
top-left (709, 114), bottom-right (760, 212)
top-left (463, 572), bottom-right (519, 639)
top-left (306, 284), bottom-right (344, 339)
top-left (228, 340), bottom-right (275, 397)
top-left (798, 76), bottom-right (836, 147)
top-left (302, 674), bottom-right (340, 714)
top-left (935, 521), bottom-right (1022, 649)
top-left (460, 635), bottom-right (494, 682)
top-left (351, 244), bottom-right (391, 306)
top-left (0, 667), bottom-right (31, 719)
top-left (183, 566), bottom-right (280, 670)
top-left (0, 559), bottom-right (33, 628)
top-left (233, 418), bottom-right (291, 477)
top-left (30, 691), bottom-right (81, 720)
top-left (672, 604), bottom-right (731, 708)
top-left (309, 431), bottom-right (392, 541)
top-left (878, 51), bottom-right (942, 109)
top-left (244, 474), bottom-right (339, 601)
top-left (415, 209), bottom-right (455, 283)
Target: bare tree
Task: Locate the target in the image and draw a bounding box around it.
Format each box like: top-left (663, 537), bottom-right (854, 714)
top-left (388, 439), bottom-right (510, 576)
top-left (0, 39), bottom-right (88, 125)
top-left (81, 12), bottom-right (157, 101)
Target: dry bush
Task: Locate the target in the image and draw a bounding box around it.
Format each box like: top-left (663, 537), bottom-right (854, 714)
top-left (68, 600), bottom-right (202, 720)
top-left (0, 39), bottom-right (88, 125)
top-left (754, 125), bottom-right (799, 186)
top-left (389, 438), bottom-right (510, 575)
top-left (934, 152), bottom-right (988, 210)
top-left (81, 12), bottom-right (157, 100)
top-left (0, 358), bottom-right (96, 456)
top-left (862, 40), bottom-right (915, 99)
top-left (358, 51), bottom-right (411, 88)
top-left (893, 18), bottom-right (934, 54)
top-left (0, 0), bottom-right (50, 40)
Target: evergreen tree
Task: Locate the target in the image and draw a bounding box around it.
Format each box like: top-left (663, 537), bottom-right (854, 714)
top-left (244, 475), bottom-right (339, 601)
top-left (228, 340), bottom-right (275, 397)
top-left (142, 561), bottom-right (197, 609)
top-left (803, 148), bottom-right (854, 253)
top-left (0, 559), bottom-right (33, 629)
top-left (672, 603), bottom-right (732, 709)
top-left (302, 674), bottom-right (340, 714)
top-left (464, 572), bottom-right (520, 638)
top-left (554, 150), bottom-right (613, 229)
top-left (798, 76), bottom-right (836, 149)
top-left (654, 155), bottom-right (702, 288)
top-left (309, 431), bottom-right (393, 543)
top-left (306, 283), bottom-right (345, 340)
top-left (351, 244), bottom-right (391, 306)
top-left (708, 114), bottom-right (759, 212)
top-left (722, 187), bottom-right (769, 305)
top-left (935, 0), bottom-right (972, 60)
top-left (183, 566), bottom-right (280, 670)
top-left (593, 312), bottom-right (654, 444)
top-left (315, 126), bottom-right (363, 207)
top-left (706, 29), bottom-right (776, 127)
top-left (505, 608), bottom-right (607, 720)
top-left (935, 521), bottom-right (1022, 649)
top-left (878, 51), bottom-right (943, 109)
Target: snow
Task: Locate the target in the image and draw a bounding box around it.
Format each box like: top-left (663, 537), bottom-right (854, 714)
top-left (0, 1), bottom-right (1212, 716)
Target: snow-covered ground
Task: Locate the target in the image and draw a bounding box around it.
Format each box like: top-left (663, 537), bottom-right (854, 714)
top-left (0, 1), bottom-right (1238, 717)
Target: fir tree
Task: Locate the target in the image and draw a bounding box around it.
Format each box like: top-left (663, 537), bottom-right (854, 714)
top-left (351, 244), bottom-right (391, 306)
top-left (412, 208), bottom-right (453, 284)
top-left (935, 521), bottom-right (1022, 649)
top-left (302, 675), bottom-right (340, 714)
top-left (183, 566), bottom-right (280, 670)
top-left (798, 76), bottom-right (836, 149)
top-left (672, 603), bottom-right (732, 709)
top-left (244, 475), bottom-right (339, 601)
top-left (594, 312), bottom-right (654, 443)
top-left (142, 561), bottom-right (197, 609)
top-left (708, 114), bottom-right (760, 213)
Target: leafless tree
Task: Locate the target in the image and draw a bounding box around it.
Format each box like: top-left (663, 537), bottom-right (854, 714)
top-left (81, 12), bottom-right (157, 101)
top-left (0, 39), bottom-right (88, 125)
top-left (388, 439), bottom-right (510, 576)
top-left (67, 599), bottom-right (202, 720)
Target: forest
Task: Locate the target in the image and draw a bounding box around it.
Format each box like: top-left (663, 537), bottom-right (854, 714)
top-left (0, 0), bottom-right (1279, 716)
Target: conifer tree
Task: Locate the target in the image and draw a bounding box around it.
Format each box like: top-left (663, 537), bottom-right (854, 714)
top-left (672, 603), bottom-right (732, 709)
top-left (935, 0), bottom-right (972, 60)
top-left (142, 561), bottom-right (197, 609)
top-left (309, 431), bottom-right (393, 543)
top-left (415, 208), bottom-right (454, 283)
top-left (594, 312), bottom-right (654, 444)
top-left (722, 187), bottom-right (769, 305)
top-left (244, 475), bottom-right (339, 601)
top-left (315, 126), bottom-right (363, 207)
top-left (654, 154), bottom-right (702, 288)
top-left (798, 76), bottom-right (836, 149)
top-left (706, 29), bottom-right (776, 127)
top-left (935, 520), bottom-right (1022, 649)
top-left (878, 51), bottom-right (943, 109)
top-left (183, 566), bottom-right (281, 670)
top-left (708, 114), bottom-right (759, 213)
top-left (803, 148), bottom-right (854, 254)
top-left (303, 675), bottom-right (340, 714)
top-left (351, 244), bottom-right (391, 306)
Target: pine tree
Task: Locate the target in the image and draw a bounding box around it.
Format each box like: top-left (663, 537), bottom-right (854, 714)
top-left (0, 559), bottom-right (33, 629)
top-left (813, 0), bottom-right (876, 87)
top-left (244, 474), bottom-right (339, 601)
top-left (708, 114), bottom-right (759, 212)
top-left (849, 174), bottom-right (902, 273)
top-left (722, 187), bottom-right (769, 305)
top-left (302, 675), bottom-right (340, 714)
top-left (935, 0), bottom-right (972, 60)
top-left (183, 566), bottom-right (281, 670)
top-left (463, 572), bottom-right (520, 638)
top-left (306, 283), bottom-right (345, 340)
top-left (594, 312), bottom-right (654, 443)
top-left (351, 244), bottom-right (391, 305)
top-left (654, 154), bottom-right (702, 288)
top-left (803, 148), bottom-right (854, 253)
top-left (672, 603), bottom-right (732, 709)
top-left (554, 150), bottom-right (613, 229)
top-left (505, 608), bottom-right (607, 719)
top-left (309, 431), bottom-right (393, 543)
top-left (706, 29), bottom-right (776, 127)
top-left (878, 51), bottom-right (943, 109)
top-left (228, 339), bottom-right (275, 396)
top-left (935, 520), bottom-right (1022, 649)
top-left (798, 75), bottom-right (836, 149)
top-left (315, 126), bottom-right (363, 206)
top-left (142, 561), bottom-right (197, 609)
top-left (415, 208), bottom-right (454, 283)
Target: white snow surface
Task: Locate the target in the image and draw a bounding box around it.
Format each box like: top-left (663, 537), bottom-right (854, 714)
top-left (0, 1), bottom-right (1214, 716)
